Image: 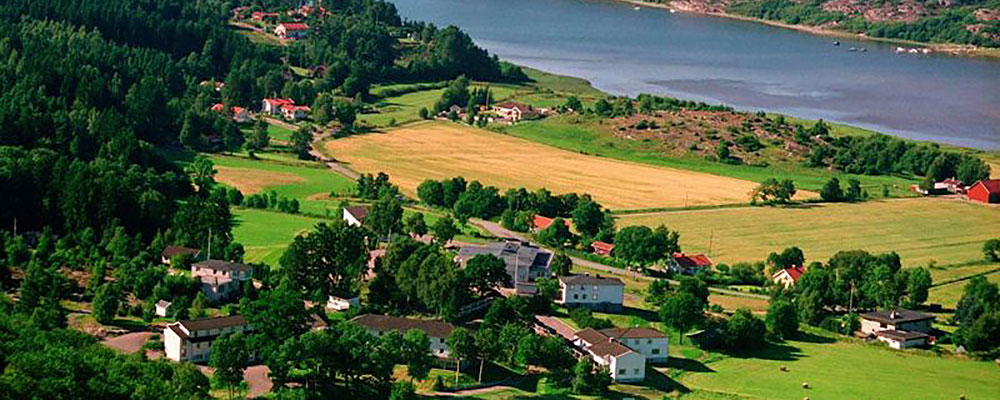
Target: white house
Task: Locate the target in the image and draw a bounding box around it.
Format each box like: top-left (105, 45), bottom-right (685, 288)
top-left (492, 101), bottom-right (539, 123)
top-left (455, 239), bottom-right (552, 295)
top-left (771, 265), bottom-right (805, 289)
top-left (350, 314), bottom-right (455, 358)
top-left (326, 295), bottom-right (360, 311)
top-left (668, 253), bottom-right (712, 275)
top-left (572, 329), bottom-right (647, 383)
top-left (860, 309), bottom-right (934, 349)
top-left (262, 98), bottom-right (295, 115)
top-left (164, 316), bottom-right (249, 362)
top-left (342, 205), bottom-right (368, 227)
top-left (557, 274), bottom-right (625, 312)
top-left (191, 260), bottom-right (253, 303)
top-left (596, 327), bottom-right (669, 363)
top-left (280, 104), bottom-right (311, 121)
top-left (274, 22), bottom-right (309, 40)
top-left (155, 300), bottom-right (172, 318)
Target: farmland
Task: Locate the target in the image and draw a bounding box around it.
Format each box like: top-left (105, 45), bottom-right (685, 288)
top-left (617, 197), bottom-right (1000, 270)
top-left (324, 121), bottom-right (767, 210)
top-left (210, 154), bottom-right (354, 215)
top-left (360, 83), bottom-right (521, 128)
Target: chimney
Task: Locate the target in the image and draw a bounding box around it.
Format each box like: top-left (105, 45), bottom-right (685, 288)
top-left (596, 274), bottom-right (602, 279)
top-left (889, 310), bottom-right (899, 319)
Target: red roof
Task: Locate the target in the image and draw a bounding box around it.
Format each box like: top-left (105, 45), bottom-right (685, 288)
top-left (278, 22), bottom-right (309, 31)
top-left (672, 253), bottom-right (712, 268)
top-left (780, 266), bottom-right (805, 282)
top-left (591, 241), bottom-right (614, 253)
top-left (211, 103), bottom-right (224, 112)
top-left (264, 98), bottom-right (295, 107)
top-left (974, 179), bottom-right (1000, 194)
top-left (232, 106), bottom-right (247, 114)
top-left (533, 215), bottom-right (570, 230)
top-left (281, 104), bottom-right (311, 112)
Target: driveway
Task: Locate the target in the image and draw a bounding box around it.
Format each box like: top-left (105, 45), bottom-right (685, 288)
top-left (244, 365), bottom-right (273, 398)
top-left (102, 331), bottom-right (154, 354)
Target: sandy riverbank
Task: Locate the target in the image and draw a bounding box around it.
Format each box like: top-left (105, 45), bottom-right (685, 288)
top-left (621, 0), bottom-right (1000, 59)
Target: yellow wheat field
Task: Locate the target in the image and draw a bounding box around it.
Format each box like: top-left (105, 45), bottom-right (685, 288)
top-left (324, 122), bottom-right (766, 210)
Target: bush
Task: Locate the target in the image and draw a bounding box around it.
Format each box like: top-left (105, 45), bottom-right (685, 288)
top-left (569, 307), bottom-right (613, 330)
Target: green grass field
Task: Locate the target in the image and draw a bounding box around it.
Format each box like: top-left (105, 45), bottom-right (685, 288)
top-left (928, 266), bottom-right (1000, 308)
top-left (233, 208), bottom-right (325, 266)
top-left (495, 115), bottom-right (917, 196)
top-left (618, 198), bottom-right (1000, 269)
top-left (360, 83), bottom-right (522, 128)
top-left (210, 154), bottom-right (354, 215)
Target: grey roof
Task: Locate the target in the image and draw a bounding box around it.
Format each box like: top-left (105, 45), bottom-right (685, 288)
top-left (560, 274), bottom-right (624, 286)
top-left (876, 329), bottom-right (930, 341)
top-left (600, 327), bottom-right (667, 339)
top-left (344, 206), bottom-right (368, 221)
top-left (574, 328), bottom-right (609, 345)
top-left (457, 240), bottom-right (551, 284)
top-left (178, 316), bottom-right (247, 332)
top-left (156, 300), bottom-right (172, 308)
top-left (192, 259), bottom-right (252, 273)
top-left (861, 309), bottom-right (934, 325)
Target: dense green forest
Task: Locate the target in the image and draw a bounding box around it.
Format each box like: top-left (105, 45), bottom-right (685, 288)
top-left (0, 0), bottom-right (522, 397)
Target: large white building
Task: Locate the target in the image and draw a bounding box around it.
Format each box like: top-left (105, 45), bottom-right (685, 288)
top-left (456, 239), bottom-right (552, 295)
top-left (191, 260), bottom-right (253, 303)
top-left (573, 328), bottom-right (655, 383)
top-left (164, 316), bottom-right (249, 362)
top-left (351, 314), bottom-right (455, 358)
top-left (557, 274), bottom-right (624, 312)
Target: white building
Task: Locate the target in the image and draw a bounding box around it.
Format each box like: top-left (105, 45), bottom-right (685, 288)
top-left (164, 316), bottom-right (249, 362)
top-left (770, 266), bottom-right (804, 289)
top-left (557, 274), bottom-right (625, 312)
top-left (274, 22), bottom-right (309, 40)
top-left (350, 314), bottom-right (454, 358)
top-left (261, 98), bottom-right (294, 115)
top-left (572, 329), bottom-right (648, 383)
top-left (596, 327), bottom-right (669, 362)
top-left (326, 295), bottom-right (360, 311)
top-left (455, 239), bottom-right (552, 295)
top-left (860, 309), bottom-right (934, 349)
top-left (191, 260), bottom-right (253, 303)
top-left (342, 206), bottom-right (368, 227)
top-left (155, 300), bottom-right (172, 318)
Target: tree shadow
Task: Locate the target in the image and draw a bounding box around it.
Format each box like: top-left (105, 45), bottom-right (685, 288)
top-left (621, 306), bottom-right (660, 323)
top-left (724, 341), bottom-right (806, 361)
top-left (663, 357), bottom-right (714, 373)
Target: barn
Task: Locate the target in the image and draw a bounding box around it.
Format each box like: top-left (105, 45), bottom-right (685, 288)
top-left (967, 179), bottom-right (1000, 204)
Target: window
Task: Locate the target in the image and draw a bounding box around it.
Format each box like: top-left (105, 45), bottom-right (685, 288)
top-left (618, 369), bottom-right (626, 375)
top-left (592, 286), bottom-right (598, 291)
top-left (647, 339), bottom-right (652, 344)
top-left (633, 368), bottom-right (640, 375)
top-left (573, 294), bottom-right (579, 300)
top-left (652, 349), bottom-right (660, 354)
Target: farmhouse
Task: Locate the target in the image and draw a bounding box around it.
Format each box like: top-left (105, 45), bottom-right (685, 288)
top-left (456, 239), bottom-right (552, 295)
top-left (160, 246), bottom-right (201, 265)
top-left (326, 295), bottom-right (360, 311)
top-left (274, 22), bottom-right (309, 40)
top-left (771, 265), bottom-right (805, 289)
top-left (669, 253), bottom-right (712, 275)
top-left (191, 260), bottom-right (253, 302)
top-left (532, 215), bottom-right (570, 231)
top-left (493, 101), bottom-right (539, 123)
top-left (967, 179), bottom-right (1000, 204)
top-left (164, 316), bottom-right (249, 362)
top-left (860, 309), bottom-right (935, 349)
top-left (557, 274), bottom-right (625, 312)
top-left (210, 103), bottom-right (251, 123)
top-left (262, 98), bottom-right (295, 115)
top-left (573, 327), bottom-right (665, 383)
top-left (281, 104), bottom-right (311, 121)
top-left (350, 314), bottom-right (455, 358)
top-left (342, 205), bottom-right (368, 226)
top-left (155, 300), bottom-right (172, 318)
top-left (591, 241), bottom-right (614, 256)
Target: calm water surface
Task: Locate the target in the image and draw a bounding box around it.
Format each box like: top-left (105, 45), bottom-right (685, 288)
top-left (394, 0), bottom-right (1000, 149)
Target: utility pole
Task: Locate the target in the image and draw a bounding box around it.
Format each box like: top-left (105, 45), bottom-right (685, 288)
top-left (12, 217), bottom-right (16, 237)
top-left (207, 227), bottom-right (212, 260)
top-left (708, 230), bottom-right (714, 256)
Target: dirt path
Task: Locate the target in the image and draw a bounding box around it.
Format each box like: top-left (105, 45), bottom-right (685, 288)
top-left (102, 332), bottom-right (154, 354)
top-left (244, 365), bottom-right (273, 398)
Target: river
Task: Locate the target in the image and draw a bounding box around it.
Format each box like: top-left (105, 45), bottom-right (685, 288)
top-left (393, 0), bottom-right (1000, 150)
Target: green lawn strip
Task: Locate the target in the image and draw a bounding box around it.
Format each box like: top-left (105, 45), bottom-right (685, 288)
top-left (209, 154), bottom-right (354, 215)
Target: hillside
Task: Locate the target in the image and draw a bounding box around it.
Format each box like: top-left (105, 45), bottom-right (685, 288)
top-left (644, 0), bottom-right (1000, 48)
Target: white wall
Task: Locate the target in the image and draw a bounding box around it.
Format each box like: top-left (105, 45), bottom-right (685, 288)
top-left (609, 351), bottom-right (646, 382)
top-left (617, 337), bottom-right (669, 362)
top-left (560, 281), bottom-right (623, 306)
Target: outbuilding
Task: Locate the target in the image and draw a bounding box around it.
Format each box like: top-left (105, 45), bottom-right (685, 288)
top-left (968, 179), bottom-right (1000, 204)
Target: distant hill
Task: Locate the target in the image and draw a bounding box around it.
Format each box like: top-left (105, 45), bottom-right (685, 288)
top-left (649, 0), bottom-right (1000, 47)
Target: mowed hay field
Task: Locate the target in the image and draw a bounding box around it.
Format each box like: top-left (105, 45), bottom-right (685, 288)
top-left (210, 155), bottom-right (354, 215)
top-left (324, 122), bottom-right (764, 210)
top-left (618, 197), bottom-right (1000, 269)
top-left (233, 208), bottom-right (325, 266)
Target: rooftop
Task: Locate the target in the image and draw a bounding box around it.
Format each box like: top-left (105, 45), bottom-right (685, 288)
top-left (350, 314), bottom-right (455, 338)
top-left (876, 329), bottom-right (930, 341)
top-left (600, 327), bottom-right (668, 339)
top-left (673, 253), bottom-right (713, 268)
top-left (193, 259), bottom-right (252, 273)
top-left (560, 274), bottom-right (624, 286)
top-left (574, 328), bottom-right (609, 345)
top-left (861, 308), bottom-right (935, 325)
top-left (587, 339), bottom-right (634, 358)
top-left (162, 245), bottom-right (200, 258)
top-left (773, 265), bottom-right (805, 281)
top-left (457, 240), bottom-right (552, 283)
top-left (178, 315), bottom-right (247, 332)
top-left (973, 179), bottom-right (1000, 194)
top-left (344, 205), bottom-right (368, 221)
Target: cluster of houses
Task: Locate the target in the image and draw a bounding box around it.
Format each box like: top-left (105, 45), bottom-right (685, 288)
top-left (439, 101), bottom-right (546, 125)
top-left (233, 4), bottom-right (320, 41)
top-left (913, 178), bottom-right (1000, 204)
top-left (262, 98), bottom-right (311, 121)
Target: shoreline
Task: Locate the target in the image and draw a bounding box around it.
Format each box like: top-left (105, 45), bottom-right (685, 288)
top-left (621, 0), bottom-right (1000, 59)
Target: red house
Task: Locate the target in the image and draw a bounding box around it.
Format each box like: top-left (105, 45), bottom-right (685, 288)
top-left (968, 179), bottom-right (1000, 204)
top-left (669, 253), bottom-right (713, 275)
top-left (533, 215), bottom-right (570, 231)
top-left (591, 241), bottom-right (615, 256)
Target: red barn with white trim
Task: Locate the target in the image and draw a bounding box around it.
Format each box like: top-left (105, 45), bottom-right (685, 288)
top-left (968, 179), bottom-right (1000, 204)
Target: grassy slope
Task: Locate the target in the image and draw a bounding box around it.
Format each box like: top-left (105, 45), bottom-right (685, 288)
top-left (233, 208), bottom-right (324, 265)
top-left (360, 83), bottom-right (521, 128)
top-left (618, 197), bottom-right (1000, 269)
top-left (210, 154), bottom-right (354, 216)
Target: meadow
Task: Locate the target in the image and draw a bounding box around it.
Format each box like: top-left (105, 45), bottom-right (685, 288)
top-left (928, 266), bottom-right (1000, 308)
top-left (210, 154), bottom-right (354, 215)
top-left (323, 122), bottom-right (764, 210)
top-left (233, 208), bottom-right (325, 266)
top-left (496, 115), bottom-right (918, 196)
top-left (360, 83), bottom-right (521, 128)
top-left (617, 197), bottom-right (1000, 270)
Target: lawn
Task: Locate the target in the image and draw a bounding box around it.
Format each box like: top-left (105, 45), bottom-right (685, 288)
top-left (618, 197), bottom-right (1000, 268)
top-left (323, 121), bottom-right (763, 210)
top-left (928, 265), bottom-right (1000, 308)
top-left (678, 332), bottom-right (1000, 400)
top-left (496, 115), bottom-right (917, 196)
top-left (210, 154), bottom-right (354, 215)
top-left (232, 208), bottom-right (326, 266)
